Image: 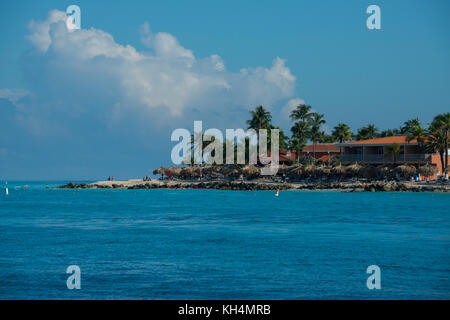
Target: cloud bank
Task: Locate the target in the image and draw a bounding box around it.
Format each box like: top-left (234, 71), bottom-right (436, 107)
top-left (1, 9), bottom-right (301, 179)
top-left (21, 10), bottom-right (295, 121)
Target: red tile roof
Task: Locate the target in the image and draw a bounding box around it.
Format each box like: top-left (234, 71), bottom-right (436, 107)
top-left (317, 154), bottom-right (332, 162)
top-left (302, 144), bottom-right (340, 152)
top-left (336, 136), bottom-right (417, 147)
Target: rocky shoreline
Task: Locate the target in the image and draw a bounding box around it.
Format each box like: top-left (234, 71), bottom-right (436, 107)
top-left (57, 179), bottom-right (449, 192)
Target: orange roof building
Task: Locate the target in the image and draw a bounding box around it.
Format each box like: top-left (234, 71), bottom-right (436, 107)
top-left (336, 136), bottom-right (444, 178)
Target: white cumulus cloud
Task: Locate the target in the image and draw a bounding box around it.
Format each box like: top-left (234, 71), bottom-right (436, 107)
top-left (21, 10), bottom-right (296, 121)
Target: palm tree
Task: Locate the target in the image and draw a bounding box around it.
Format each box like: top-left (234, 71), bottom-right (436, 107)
top-left (356, 124), bottom-right (379, 140)
top-left (405, 125), bottom-right (427, 146)
top-left (332, 123), bottom-right (352, 143)
top-left (332, 123), bottom-right (353, 162)
top-left (319, 133), bottom-right (335, 143)
top-left (402, 124), bottom-right (426, 163)
top-left (289, 137), bottom-right (306, 163)
top-left (430, 113), bottom-right (450, 170)
top-left (246, 106), bottom-right (273, 158)
top-left (425, 126), bottom-right (446, 173)
top-left (385, 143), bottom-right (401, 165)
top-left (400, 118), bottom-right (421, 134)
top-left (290, 104), bottom-right (313, 123)
top-left (270, 126), bottom-right (288, 151)
top-left (189, 132), bottom-right (204, 165)
top-left (380, 128), bottom-right (399, 137)
top-left (290, 121), bottom-right (310, 161)
top-left (246, 105), bottom-right (272, 132)
top-left (310, 113), bottom-right (326, 158)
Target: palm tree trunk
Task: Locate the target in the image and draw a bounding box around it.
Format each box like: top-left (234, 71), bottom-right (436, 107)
top-left (313, 140), bottom-right (316, 159)
top-left (445, 129), bottom-right (449, 170)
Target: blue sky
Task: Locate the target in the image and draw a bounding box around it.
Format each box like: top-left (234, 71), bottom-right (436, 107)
top-left (0, 0), bottom-right (449, 180)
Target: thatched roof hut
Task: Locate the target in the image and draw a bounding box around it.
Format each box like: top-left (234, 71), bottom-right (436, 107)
top-left (360, 166), bottom-right (378, 179)
top-left (346, 163), bottom-right (362, 176)
top-left (202, 165), bottom-right (219, 176)
top-left (393, 165), bottom-right (416, 178)
top-left (241, 164), bottom-right (260, 177)
top-left (167, 166), bottom-right (182, 176)
top-left (304, 164), bottom-right (317, 176)
top-left (277, 164), bottom-right (290, 175)
top-left (418, 164), bottom-right (437, 177)
top-left (220, 165), bottom-right (241, 177)
top-left (287, 164), bottom-right (303, 177)
top-left (332, 165), bottom-right (346, 175)
top-left (153, 166), bottom-right (166, 176)
top-left (376, 165), bottom-right (392, 179)
top-left (317, 165), bottom-right (331, 176)
top-left (180, 166), bottom-right (194, 178)
top-left (191, 166), bottom-right (202, 177)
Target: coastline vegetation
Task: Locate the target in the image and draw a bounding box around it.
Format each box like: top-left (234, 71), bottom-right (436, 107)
top-left (154, 104), bottom-right (449, 183)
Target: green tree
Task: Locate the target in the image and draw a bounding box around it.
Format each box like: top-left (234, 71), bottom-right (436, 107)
top-left (356, 124), bottom-right (379, 140)
top-left (424, 126), bottom-right (446, 173)
top-left (430, 113), bottom-right (450, 170)
top-left (289, 137), bottom-right (306, 163)
top-left (289, 104), bottom-right (313, 123)
top-left (332, 123), bottom-right (353, 161)
top-left (400, 118), bottom-right (421, 134)
top-left (332, 123), bottom-right (353, 143)
top-left (310, 113), bottom-right (326, 158)
top-left (385, 143), bottom-right (401, 165)
top-left (246, 105), bottom-right (272, 132)
top-left (246, 105), bottom-right (273, 158)
top-left (318, 133), bottom-right (334, 143)
top-left (405, 125), bottom-right (427, 146)
top-left (188, 132), bottom-right (204, 165)
top-left (269, 126), bottom-right (288, 151)
top-left (380, 128), bottom-right (399, 137)
top-left (290, 121), bottom-right (310, 161)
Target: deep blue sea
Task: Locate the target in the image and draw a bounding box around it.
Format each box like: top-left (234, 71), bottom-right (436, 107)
top-left (0, 181), bottom-right (449, 299)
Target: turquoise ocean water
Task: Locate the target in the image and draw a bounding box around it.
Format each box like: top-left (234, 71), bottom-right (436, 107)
top-left (0, 181), bottom-right (449, 299)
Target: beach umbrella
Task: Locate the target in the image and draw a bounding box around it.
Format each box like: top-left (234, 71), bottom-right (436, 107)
top-left (277, 164), bottom-right (290, 175)
top-left (220, 165), bottom-right (239, 175)
top-left (304, 164), bottom-right (317, 177)
top-left (241, 164), bottom-right (260, 177)
top-left (180, 166), bottom-right (194, 178)
top-left (230, 167), bottom-right (242, 177)
top-left (201, 165), bottom-right (212, 173)
top-left (360, 165), bottom-right (378, 179)
top-left (417, 164), bottom-right (437, 177)
top-left (287, 164), bottom-right (303, 177)
top-left (153, 166), bottom-right (166, 176)
top-left (319, 166), bottom-right (332, 176)
top-left (376, 165), bottom-right (392, 179)
top-left (394, 165), bottom-right (416, 178)
top-left (346, 163), bottom-right (362, 176)
top-left (201, 165), bottom-right (214, 176)
top-left (167, 166), bottom-right (182, 177)
top-left (191, 166), bottom-right (202, 177)
top-left (332, 165), bottom-right (346, 176)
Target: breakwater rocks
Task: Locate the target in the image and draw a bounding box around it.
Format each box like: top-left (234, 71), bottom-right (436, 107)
top-left (57, 180), bottom-right (449, 192)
